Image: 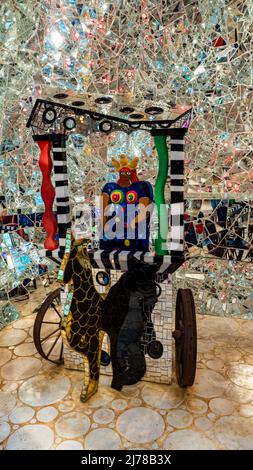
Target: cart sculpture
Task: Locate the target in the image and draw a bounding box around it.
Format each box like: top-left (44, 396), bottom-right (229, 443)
top-left (27, 89), bottom-right (197, 402)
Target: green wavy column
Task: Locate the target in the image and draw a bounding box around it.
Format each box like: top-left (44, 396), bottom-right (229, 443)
top-left (154, 135), bottom-right (169, 255)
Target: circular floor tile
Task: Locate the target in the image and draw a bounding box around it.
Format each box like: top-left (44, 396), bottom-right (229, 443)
top-left (37, 406), bottom-right (58, 423)
top-left (1, 357), bottom-right (41, 381)
top-left (0, 349), bottom-right (12, 367)
top-left (9, 406), bottom-right (35, 424)
top-left (56, 440), bottom-right (83, 450)
top-left (111, 399), bottom-right (128, 411)
top-left (167, 410), bottom-right (193, 429)
top-left (80, 387), bottom-right (115, 409)
top-left (19, 373), bottom-right (70, 406)
top-left (227, 363), bottom-right (253, 390)
top-left (191, 369), bottom-right (227, 398)
top-left (93, 408), bottom-right (115, 424)
top-left (206, 358), bottom-right (224, 371)
top-left (142, 383), bottom-right (185, 410)
top-left (186, 398), bottom-right (208, 415)
top-left (209, 398), bottom-right (235, 416)
top-left (239, 404), bottom-right (253, 417)
top-left (215, 416), bottom-right (253, 450)
top-left (14, 343), bottom-right (36, 356)
top-left (225, 383), bottom-right (253, 404)
top-left (6, 425), bottom-right (54, 450)
top-left (0, 329), bottom-right (27, 347)
top-left (55, 412), bottom-right (90, 438)
top-left (13, 318), bottom-right (34, 330)
top-left (85, 428), bottom-right (121, 450)
top-left (58, 401), bottom-right (75, 413)
top-left (0, 391), bottom-right (16, 418)
top-left (117, 407), bottom-right (164, 443)
top-left (163, 430), bottom-right (216, 450)
top-left (194, 417), bottom-right (213, 431)
top-left (0, 422), bottom-right (11, 442)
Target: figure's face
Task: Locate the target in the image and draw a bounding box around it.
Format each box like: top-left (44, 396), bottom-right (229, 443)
top-left (119, 167), bottom-right (131, 185)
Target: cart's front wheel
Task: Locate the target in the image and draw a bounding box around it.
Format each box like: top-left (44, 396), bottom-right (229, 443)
top-left (33, 288), bottom-right (64, 364)
top-left (173, 288), bottom-right (197, 387)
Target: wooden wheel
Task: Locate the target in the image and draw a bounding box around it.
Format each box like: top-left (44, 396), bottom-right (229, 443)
top-left (173, 288), bottom-right (197, 387)
top-left (33, 287), bottom-right (64, 364)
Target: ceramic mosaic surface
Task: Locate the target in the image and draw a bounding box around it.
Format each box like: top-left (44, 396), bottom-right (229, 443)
top-left (1, 287), bottom-right (253, 450)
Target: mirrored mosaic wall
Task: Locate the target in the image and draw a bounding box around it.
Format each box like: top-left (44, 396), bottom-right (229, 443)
top-left (0, 0), bottom-right (253, 323)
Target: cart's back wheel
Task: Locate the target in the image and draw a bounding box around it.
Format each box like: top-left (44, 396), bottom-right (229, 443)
top-left (33, 287), bottom-right (64, 364)
top-left (173, 288), bottom-right (197, 387)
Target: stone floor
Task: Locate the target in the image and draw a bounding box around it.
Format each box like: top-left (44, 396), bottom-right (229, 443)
top-left (1, 289), bottom-right (253, 450)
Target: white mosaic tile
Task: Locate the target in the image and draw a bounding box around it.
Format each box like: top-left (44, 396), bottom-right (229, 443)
top-left (56, 440), bottom-right (83, 450)
top-left (215, 416), bottom-right (253, 450)
top-left (6, 425), bottom-right (54, 450)
top-left (163, 429), bottom-right (216, 450)
top-left (1, 357), bottom-right (41, 381)
top-left (55, 412), bottom-right (90, 438)
top-left (93, 408), bottom-right (115, 424)
top-left (9, 406), bottom-right (35, 424)
top-left (37, 406), bottom-right (58, 423)
top-left (19, 374), bottom-right (71, 406)
top-left (84, 428), bottom-right (121, 450)
top-left (0, 421), bottom-right (11, 443)
top-left (117, 407), bottom-right (165, 443)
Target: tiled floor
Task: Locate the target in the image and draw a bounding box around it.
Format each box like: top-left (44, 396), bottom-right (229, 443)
top-left (1, 290), bottom-right (253, 450)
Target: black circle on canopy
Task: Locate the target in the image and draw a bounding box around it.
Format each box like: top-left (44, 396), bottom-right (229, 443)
top-left (119, 106), bottom-right (135, 113)
top-left (129, 113), bottom-right (145, 119)
top-left (95, 96), bottom-right (113, 104)
top-left (159, 122), bottom-right (171, 128)
top-left (63, 117), bottom-right (76, 131)
top-left (42, 108), bottom-right (57, 124)
top-left (72, 101), bottom-right (85, 107)
top-left (145, 106), bottom-right (164, 115)
top-left (53, 93), bottom-right (68, 99)
top-left (99, 120), bottom-right (112, 133)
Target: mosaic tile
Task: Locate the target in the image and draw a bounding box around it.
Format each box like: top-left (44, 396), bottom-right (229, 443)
top-left (14, 343), bottom-right (37, 357)
top-left (9, 406), bottom-right (35, 424)
top-left (194, 417), bottom-right (213, 432)
top-left (214, 416), bottom-right (253, 450)
top-left (56, 440), bottom-right (83, 450)
top-left (111, 399), bottom-right (128, 411)
top-left (0, 349), bottom-right (12, 367)
top-left (142, 383), bottom-right (185, 410)
top-left (117, 408), bottom-right (165, 443)
top-left (55, 412), bottom-right (90, 438)
top-left (0, 391), bottom-right (16, 418)
top-left (0, 422), bottom-right (10, 443)
top-left (209, 398), bottom-right (235, 416)
top-left (6, 425), bottom-right (54, 450)
top-left (0, 329), bottom-right (27, 347)
top-left (1, 357), bottom-right (41, 381)
top-left (227, 363), bottom-right (253, 389)
top-left (164, 430), bottom-right (217, 450)
top-left (37, 407), bottom-right (58, 423)
top-left (93, 408), bottom-right (115, 425)
top-left (167, 410), bottom-right (193, 429)
top-left (191, 369), bottom-right (228, 398)
top-left (84, 429), bottom-right (121, 450)
top-left (19, 374), bottom-right (70, 406)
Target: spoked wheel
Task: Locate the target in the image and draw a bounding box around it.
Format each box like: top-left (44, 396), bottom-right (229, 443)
top-left (33, 287), bottom-right (64, 364)
top-left (173, 288), bottom-right (197, 387)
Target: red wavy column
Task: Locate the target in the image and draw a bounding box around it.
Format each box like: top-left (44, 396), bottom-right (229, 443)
top-left (34, 137), bottom-right (59, 250)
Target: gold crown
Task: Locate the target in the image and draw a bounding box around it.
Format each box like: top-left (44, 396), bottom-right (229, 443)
top-left (112, 154), bottom-right (138, 171)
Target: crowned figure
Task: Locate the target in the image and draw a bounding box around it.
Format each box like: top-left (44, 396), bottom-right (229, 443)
top-left (100, 154), bottom-right (153, 251)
